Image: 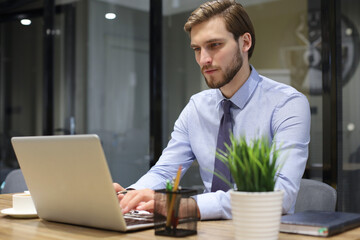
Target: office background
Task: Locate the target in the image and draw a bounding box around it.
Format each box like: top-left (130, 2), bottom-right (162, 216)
top-left (0, 0), bottom-right (359, 212)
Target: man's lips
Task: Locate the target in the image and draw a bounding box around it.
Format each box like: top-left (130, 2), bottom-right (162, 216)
top-left (203, 68), bottom-right (218, 74)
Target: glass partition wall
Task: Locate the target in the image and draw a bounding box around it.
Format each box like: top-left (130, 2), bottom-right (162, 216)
top-left (0, 14), bottom-right (43, 174)
top-left (86, 0), bottom-right (150, 186)
top-left (339, 0), bottom-right (360, 212)
top-left (0, 0), bottom-right (150, 187)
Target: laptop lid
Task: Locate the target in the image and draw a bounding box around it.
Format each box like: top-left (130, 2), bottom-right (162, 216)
top-left (11, 134), bottom-right (152, 231)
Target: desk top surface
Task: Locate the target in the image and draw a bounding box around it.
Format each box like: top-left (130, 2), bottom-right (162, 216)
top-left (1, 194), bottom-right (360, 240)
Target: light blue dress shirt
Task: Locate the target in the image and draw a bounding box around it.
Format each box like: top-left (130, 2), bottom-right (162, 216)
top-left (129, 66), bottom-right (311, 220)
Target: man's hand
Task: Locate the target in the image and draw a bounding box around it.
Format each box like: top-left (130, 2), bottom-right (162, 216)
top-left (113, 183), bottom-right (155, 214)
top-left (119, 189), bottom-right (155, 214)
top-left (113, 183), bottom-right (200, 219)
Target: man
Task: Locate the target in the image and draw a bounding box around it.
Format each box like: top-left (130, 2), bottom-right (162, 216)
top-left (114, 0), bottom-right (310, 220)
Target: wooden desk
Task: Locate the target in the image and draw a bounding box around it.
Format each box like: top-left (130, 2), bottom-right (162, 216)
top-left (1, 194), bottom-right (360, 240)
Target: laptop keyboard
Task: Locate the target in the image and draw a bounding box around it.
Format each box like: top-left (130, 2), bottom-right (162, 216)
top-left (124, 210), bottom-right (154, 226)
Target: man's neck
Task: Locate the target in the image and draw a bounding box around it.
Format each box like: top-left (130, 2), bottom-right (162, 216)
top-left (220, 63), bottom-right (251, 99)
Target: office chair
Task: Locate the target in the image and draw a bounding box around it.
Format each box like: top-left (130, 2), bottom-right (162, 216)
top-left (1, 169), bottom-right (28, 194)
top-left (294, 178), bottom-right (337, 213)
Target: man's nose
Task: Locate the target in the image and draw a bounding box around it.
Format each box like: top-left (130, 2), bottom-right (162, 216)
top-left (199, 50), bottom-right (212, 66)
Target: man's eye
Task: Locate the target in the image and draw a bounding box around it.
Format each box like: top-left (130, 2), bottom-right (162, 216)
top-left (210, 43), bottom-right (221, 48)
top-left (193, 47), bottom-right (200, 52)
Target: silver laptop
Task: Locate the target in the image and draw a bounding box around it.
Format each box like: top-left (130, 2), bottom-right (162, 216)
top-left (11, 134), bottom-right (154, 232)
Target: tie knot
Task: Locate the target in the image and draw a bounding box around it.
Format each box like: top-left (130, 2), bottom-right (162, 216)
top-left (222, 100), bottom-right (232, 114)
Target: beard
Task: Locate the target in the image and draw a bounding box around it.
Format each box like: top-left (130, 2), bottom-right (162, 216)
top-left (202, 46), bottom-right (243, 89)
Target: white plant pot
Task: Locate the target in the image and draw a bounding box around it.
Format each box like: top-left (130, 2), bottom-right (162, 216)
top-left (230, 190), bottom-right (284, 240)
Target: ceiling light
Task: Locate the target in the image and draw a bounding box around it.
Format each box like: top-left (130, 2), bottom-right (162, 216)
top-left (105, 13), bottom-right (116, 20)
top-left (20, 19), bottom-right (31, 25)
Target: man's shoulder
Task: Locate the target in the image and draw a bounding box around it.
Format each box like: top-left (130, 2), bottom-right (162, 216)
top-left (256, 75), bottom-right (309, 110)
top-left (259, 75), bottom-right (304, 97)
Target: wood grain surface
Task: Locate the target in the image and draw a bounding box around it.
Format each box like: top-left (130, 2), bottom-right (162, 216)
top-left (1, 194), bottom-right (360, 239)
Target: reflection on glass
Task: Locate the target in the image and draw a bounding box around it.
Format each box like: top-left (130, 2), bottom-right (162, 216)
top-left (340, 0), bottom-right (360, 213)
top-left (87, 0), bottom-right (150, 187)
top-left (0, 16), bottom-right (43, 171)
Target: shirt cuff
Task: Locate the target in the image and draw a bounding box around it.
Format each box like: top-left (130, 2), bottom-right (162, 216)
top-left (193, 191), bottom-right (232, 220)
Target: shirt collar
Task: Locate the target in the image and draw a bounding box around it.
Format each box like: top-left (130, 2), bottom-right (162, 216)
top-left (215, 65), bottom-right (260, 110)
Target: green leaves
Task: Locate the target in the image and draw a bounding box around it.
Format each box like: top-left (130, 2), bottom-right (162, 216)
top-left (215, 134), bottom-right (282, 192)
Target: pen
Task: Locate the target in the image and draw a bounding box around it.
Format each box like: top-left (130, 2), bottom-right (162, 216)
top-left (166, 165), bottom-right (182, 228)
top-left (116, 190), bottom-right (128, 195)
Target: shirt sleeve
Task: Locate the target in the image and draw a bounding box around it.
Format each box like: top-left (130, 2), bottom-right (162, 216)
top-left (272, 92), bottom-right (311, 214)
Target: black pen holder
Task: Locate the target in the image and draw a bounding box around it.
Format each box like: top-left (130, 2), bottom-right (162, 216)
top-left (154, 189), bottom-right (198, 237)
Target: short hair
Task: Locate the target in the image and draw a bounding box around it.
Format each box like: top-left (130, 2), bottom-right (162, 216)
top-left (184, 0), bottom-right (256, 59)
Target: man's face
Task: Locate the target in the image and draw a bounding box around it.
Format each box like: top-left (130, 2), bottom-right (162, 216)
top-left (190, 17), bottom-right (243, 89)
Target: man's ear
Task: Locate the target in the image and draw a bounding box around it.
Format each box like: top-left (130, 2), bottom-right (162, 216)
top-left (239, 33), bottom-right (252, 53)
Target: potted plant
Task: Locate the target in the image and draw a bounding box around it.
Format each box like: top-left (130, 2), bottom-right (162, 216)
top-left (216, 135), bottom-right (284, 240)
